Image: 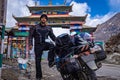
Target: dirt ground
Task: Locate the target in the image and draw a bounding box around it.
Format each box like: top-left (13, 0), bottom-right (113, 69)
top-left (1, 60), bottom-right (120, 80)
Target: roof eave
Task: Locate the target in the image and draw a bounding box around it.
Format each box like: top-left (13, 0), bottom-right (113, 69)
top-left (28, 5), bottom-right (72, 12)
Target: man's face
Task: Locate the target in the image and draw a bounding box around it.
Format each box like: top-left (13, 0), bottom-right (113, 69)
top-left (40, 17), bottom-right (47, 23)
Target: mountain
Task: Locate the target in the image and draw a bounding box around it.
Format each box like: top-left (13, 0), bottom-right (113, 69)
top-left (94, 12), bottom-right (120, 42)
top-left (105, 33), bottom-right (120, 53)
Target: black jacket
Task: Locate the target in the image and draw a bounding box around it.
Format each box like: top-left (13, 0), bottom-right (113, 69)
top-left (29, 23), bottom-right (56, 46)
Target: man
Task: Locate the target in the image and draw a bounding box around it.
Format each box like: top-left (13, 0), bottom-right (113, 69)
top-left (29, 14), bottom-right (56, 80)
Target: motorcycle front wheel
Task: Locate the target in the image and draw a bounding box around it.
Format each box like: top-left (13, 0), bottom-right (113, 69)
top-left (60, 71), bottom-right (88, 80)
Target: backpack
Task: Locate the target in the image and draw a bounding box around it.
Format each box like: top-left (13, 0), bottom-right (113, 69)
top-left (93, 44), bottom-right (107, 62)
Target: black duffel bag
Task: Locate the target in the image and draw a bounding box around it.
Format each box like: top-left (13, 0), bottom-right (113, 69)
top-left (94, 44), bottom-right (107, 62)
top-left (60, 58), bottom-right (81, 74)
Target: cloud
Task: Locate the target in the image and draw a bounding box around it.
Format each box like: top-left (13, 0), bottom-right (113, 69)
top-left (69, 1), bottom-right (115, 27)
top-left (6, 0), bottom-right (35, 27)
top-left (69, 1), bottom-right (90, 16)
top-left (85, 12), bottom-right (115, 27)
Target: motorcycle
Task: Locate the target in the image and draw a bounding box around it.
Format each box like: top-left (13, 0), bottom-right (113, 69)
top-left (53, 45), bottom-right (98, 80)
top-left (53, 33), bottom-right (106, 80)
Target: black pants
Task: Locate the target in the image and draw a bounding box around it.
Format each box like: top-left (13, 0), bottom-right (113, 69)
top-left (34, 42), bottom-right (55, 78)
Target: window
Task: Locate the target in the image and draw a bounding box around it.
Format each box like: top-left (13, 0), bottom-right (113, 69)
top-left (62, 21), bottom-right (65, 23)
top-left (48, 12), bottom-right (51, 14)
top-left (0, 19), bottom-right (3, 22)
top-left (52, 12), bottom-right (57, 14)
top-left (2, 3), bottom-right (5, 8)
top-left (43, 11), bottom-right (47, 14)
top-left (53, 21), bottom-right (55, 23)
top-left (48, 21), bottom-right (50, 23)
top-left (1, 10), bottom-right (4, 16)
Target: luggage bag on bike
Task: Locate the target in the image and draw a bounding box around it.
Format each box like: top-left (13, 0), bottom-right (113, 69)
top-left (55, 33), bottom-right (73, 47)
top-left (59, 58), bottom-right (81, 74)
top-left (93, 44), bottom-right (107, 62)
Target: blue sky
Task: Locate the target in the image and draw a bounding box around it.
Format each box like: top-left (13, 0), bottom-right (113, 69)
top-left (72, 0), bottom-right (109, 17)
top-left (37, 0), bottom-right (119, 17)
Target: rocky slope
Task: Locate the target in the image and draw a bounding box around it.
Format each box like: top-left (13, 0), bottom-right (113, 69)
top-left (105, 33), bottom-right (120, 64)
top-left (94, 12), bottom-right (120, 42)
top-left (93, 12), bottom-right (120, 64)
top-left (105, 33), bottom-right (120, 54)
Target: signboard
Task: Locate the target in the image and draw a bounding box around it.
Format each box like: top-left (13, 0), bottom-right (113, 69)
top-left (70, 24), bottom-right (82, 30)
top-left (18, 27), bottom-right (30, 30)
top-left (70, 26), bottom-right (82, 29)
top-left (14, 32), bottom-right (29, 37)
